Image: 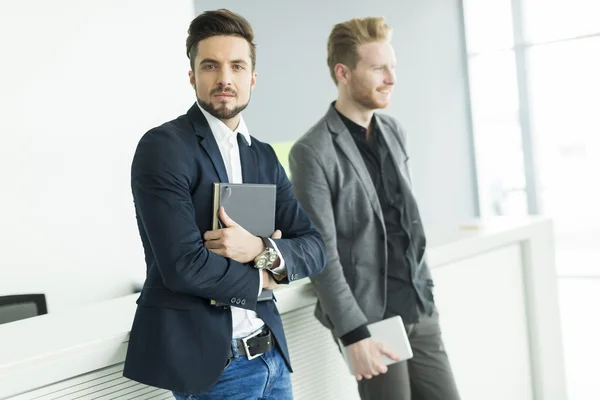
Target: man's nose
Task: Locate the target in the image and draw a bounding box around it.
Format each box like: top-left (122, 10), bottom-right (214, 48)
top-left (217, 67), bottom-right (233, 87)
top-left (384, 68), bottom-right (396, 85)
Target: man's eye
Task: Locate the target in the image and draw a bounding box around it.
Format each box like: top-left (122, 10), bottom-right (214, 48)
top-left (233, 65), bottom-right (243, 70)
top-left (203, 65), bottom-right (216, 70)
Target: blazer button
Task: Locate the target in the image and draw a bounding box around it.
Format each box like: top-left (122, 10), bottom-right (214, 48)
top-left (236, 299), bottom-right (242, 305)
top-left (241, 299), bottom-right (246, 305)
top-left (230, 297), bottom-right (236, 304)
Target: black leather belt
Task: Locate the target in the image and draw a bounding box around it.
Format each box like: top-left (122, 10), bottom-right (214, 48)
top-left (228, 328), bottom-right (274, 360)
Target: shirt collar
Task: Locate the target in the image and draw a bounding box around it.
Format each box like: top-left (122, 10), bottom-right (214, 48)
top-left (334, 105), bottom-right (375, 142)
top-left (196, 101), bottom-right (252, 145)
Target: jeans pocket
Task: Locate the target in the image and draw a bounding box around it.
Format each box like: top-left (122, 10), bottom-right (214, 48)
top-left (223, 357), bottom-right (233, 372)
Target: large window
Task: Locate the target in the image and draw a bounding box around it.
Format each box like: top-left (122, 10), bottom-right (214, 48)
top-left (463, 0), bottom-right (528, 218)
top-left (463, 0), bottom-right (600, 271)
top-left (463, 0), bottom-right (600, 219)
top-left (463, 6), bottom-right (600, 396)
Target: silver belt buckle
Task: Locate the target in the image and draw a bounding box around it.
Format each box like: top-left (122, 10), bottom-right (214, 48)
top-left (242, 329), bottom-right (264, 360)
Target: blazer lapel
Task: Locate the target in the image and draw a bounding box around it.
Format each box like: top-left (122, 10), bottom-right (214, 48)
top-left (376, 114), bottom-right (411, 185)
top-left (237, 134), bottom-right (258, 184)
top-left (325, 106), bottom-right (384, 226)
top-left (187, 104), bottom-right (229, 183)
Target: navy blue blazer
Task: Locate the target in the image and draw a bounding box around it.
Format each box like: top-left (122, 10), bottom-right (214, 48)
top-left (123, 104), bottom-right (326, 393)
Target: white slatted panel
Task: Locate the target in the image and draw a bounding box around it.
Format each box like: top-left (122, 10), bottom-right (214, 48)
top-left (8, 364), bottom-right (171, 400)
top-left (283, 305), bottom-right (360, 400)
top-left (9, 306), bottom-right (359, 400)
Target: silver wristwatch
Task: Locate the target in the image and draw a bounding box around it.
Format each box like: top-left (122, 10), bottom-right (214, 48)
top-left (254, 237), bottom-right (279, 270)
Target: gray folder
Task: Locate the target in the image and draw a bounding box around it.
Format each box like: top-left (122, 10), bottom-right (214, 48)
top-left (210, 183), bottom-right (277, 306)
top-left (212, 183), bottom-right (276, 236)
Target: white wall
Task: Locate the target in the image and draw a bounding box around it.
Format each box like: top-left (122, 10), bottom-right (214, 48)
top-left (0, 0), bottom-right (195, 312)
top-left (1, 0), bottom-right (477, 314)
top-left (194, 0), bottom-right (478, 226)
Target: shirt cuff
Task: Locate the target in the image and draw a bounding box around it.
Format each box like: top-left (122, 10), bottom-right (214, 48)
top-left (267, 238), bottom-right (286, 275)
top-left (258, 268), bottom-right (263, 297)
top-left (339, 324), bottom-right (371, 346)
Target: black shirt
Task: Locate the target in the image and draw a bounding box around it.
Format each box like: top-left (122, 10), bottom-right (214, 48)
top-left (335, 108), bottom-right (434, 346)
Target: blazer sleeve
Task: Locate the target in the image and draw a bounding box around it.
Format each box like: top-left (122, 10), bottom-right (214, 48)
top-left (264, 145), bottom-right (326, 284)
top-left (289, 142), bottom-right (369, 338)
top-left (131, 129), bottom-right (261, 310)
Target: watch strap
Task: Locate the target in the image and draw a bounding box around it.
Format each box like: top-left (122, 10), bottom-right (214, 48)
top-left (259, 236), bottom-right (274, 250)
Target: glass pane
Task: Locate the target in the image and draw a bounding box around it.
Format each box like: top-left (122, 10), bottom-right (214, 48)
top-left (468, 51), bottom-right (528, 217)
top-left (462, 0), bottom-right (514, 53)
top-left (523, 0), bottom-right (600, 43)
top-left (528, 37), bottom-right (600, 275)
top-left (528, 37), bottom-right (600, 218)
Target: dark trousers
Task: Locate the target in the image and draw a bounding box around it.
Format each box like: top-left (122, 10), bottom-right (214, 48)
top-left (357, 310), bottom-right (461, 400)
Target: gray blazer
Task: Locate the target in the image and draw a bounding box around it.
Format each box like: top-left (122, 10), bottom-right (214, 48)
top-left (289, 105), bottom-right (432, 338)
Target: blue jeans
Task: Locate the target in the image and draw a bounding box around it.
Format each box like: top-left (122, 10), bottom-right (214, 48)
top-left (172, 342), bottom-right (293, 400)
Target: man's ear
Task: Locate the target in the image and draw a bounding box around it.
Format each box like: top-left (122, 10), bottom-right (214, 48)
top-left (250, 70), bottom-right (258, 91)
top-left (188, 70), bottom-right (195, 89)
top-left (334, 64), bottom-right (350, 85)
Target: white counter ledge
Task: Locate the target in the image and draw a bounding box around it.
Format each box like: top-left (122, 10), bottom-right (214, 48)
top-left (0, 217), bottom-right (567, 400)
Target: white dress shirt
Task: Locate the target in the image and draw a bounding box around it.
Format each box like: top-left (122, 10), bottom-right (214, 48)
top-left (197, 103), bottom-right (285, 339)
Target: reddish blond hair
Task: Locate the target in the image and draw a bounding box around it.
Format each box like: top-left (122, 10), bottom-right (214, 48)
top-left (327, 17), bottom-right (392, 85)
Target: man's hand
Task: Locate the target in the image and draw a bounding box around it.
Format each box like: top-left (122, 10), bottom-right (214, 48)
top-left (203, 207), bottom-right (263, 263)
top-left (347, 338), bottom-right (400, 381)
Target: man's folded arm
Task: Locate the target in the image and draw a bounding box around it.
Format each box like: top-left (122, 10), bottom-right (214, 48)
top-left (132, 130), bottom-right (260, 309)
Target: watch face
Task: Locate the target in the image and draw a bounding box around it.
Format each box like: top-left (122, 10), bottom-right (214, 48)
top-left (268, 252), bottom-right (278, 262)
top-left (256, 258), bottom-right (267, 268)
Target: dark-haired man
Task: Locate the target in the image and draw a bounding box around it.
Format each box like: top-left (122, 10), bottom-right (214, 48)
top-left (123, 9), bottom-right (325, 399)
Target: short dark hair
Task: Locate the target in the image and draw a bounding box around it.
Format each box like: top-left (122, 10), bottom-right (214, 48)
top-left (186, 9), bottom-right (257, 71)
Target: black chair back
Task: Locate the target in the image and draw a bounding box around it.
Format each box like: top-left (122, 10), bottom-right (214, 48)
top-left (0, 294), bottom-right (48, 325)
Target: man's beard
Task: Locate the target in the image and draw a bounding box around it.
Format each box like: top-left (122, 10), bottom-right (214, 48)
top-left (350, 83), bottom-right (390, 110)
top-left (198, 87), bottom-right (250, 120)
